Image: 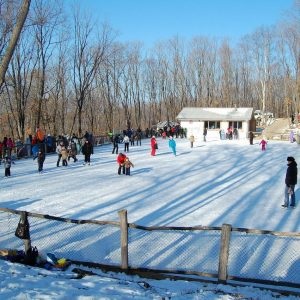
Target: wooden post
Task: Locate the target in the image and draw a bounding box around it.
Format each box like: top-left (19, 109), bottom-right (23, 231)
top-left (118, 209), bottom-right (128, 269)
top-left (218, 223), bottom-right (232, 283)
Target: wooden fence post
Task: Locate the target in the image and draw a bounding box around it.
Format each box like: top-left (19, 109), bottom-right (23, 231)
top-left (118, 209), bottom-right (128, 269)
top-left (218, 223), bottom-right (232, 283)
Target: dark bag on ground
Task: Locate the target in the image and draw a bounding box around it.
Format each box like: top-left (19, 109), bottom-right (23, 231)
top-left (24, 246), bottom-right (38, 265)
top-left (15, 212), bottom-right (30, 240)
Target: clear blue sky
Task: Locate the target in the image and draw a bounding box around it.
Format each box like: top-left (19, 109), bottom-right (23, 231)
top-left (66, 0), bottom-right (294, 47)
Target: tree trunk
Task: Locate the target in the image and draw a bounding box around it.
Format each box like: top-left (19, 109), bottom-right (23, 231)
top-left (0, 0), bottom-right (31, 90)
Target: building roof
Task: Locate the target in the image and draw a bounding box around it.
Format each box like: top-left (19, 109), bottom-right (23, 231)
top-left (176, 107), bottom-right (253, 121)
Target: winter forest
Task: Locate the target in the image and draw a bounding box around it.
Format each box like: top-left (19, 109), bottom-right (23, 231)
top-left (0, 0), bottom-right (300, 141)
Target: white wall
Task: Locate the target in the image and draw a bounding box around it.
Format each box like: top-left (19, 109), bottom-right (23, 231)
top-left (181, 120), bottom-right (249, 141)
top-left (181, 121), bottom-right (203, 141)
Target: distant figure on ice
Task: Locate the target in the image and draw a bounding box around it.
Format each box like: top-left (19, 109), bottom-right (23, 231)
top-left (233, 128), bottom-right (239, 140)
top-left (259, 138), bottom-right (267, 151)
top-left (117, 153), bottom-right (127, 175)
top-left (37, 145), bottom-right (45, 173)
top-left (123, 135), bottom-right (130, 152)
top-left (68, 141), bottom-right (78, 163)
top-left (189, 134), bottom-right (195, 148)
top-left (282, 156), bottom-right (297, 208)
top-left (168, 136), bottom-right (176, 156)
top-left (226, 127), bottom-right (233, 140)
top-left (56, 141), bottom-right (64, 167)
top-left (124, 157), bottom-right (134, 176)
top-left (82, 140), bottom-right (93, 165)
top-left (150, 136), bottom-right (157, 156)
top-left (2, 155), bottom-right (13, 177)
top-left (249, 131), bottom-right (254, 145)
top-left (289, 131), bottom-right (295, 143)
top-left (203, 128), bottom-right (207, 142)
top-left (112, 135), bottom-right (119, 154)
top-left (61, 146), bottom-right (68, 166)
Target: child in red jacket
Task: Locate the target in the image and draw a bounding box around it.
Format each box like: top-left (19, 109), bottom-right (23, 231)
top-left (117, 153), bottom-right (127, 175)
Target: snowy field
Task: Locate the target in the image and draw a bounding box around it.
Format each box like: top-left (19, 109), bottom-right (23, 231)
top-left (0, 136), bottom-right (299, 299)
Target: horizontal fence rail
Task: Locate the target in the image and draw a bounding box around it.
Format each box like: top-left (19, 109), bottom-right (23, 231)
top-left (0, 207), bottom-right (299, 291)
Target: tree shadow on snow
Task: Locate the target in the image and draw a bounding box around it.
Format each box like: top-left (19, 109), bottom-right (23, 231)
top-left (132, 167), bottom-right (152, 175)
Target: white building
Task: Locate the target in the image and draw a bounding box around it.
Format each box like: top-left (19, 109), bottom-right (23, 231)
top-left (176, 107), bottom-right (255, 141)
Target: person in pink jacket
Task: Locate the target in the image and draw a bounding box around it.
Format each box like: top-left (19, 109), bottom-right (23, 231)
top-left (259, 138), bottom-right (267, 151)
top-left (150, 136), bottom-right (157, 156)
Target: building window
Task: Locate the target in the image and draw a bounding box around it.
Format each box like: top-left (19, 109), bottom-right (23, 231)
top-left (204, 121), bottom-right (220, 129)
top-left (229, 121), bottom-right (243, 129)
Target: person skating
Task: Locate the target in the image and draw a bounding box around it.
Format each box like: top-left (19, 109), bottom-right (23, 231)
top-left (203, 127), bottom-right (207, 142)
top-left (56, 141), bottom-right (64, 167)
top-left (123, 135), bottom-right (130, 152)
top-left (150, 136), bottom-right (157, 156)
top-left (282, 156), bottom-right (297, 208)
top-left (189, 134), bottom-right (195, 148)
top-left (68, 142), bottom-right (78, 162)
top-left (61, 146), bottom-right (68, 166)
top-left (82, 140), bottom-right (93, 165)
top-left (168, 136), bottom-right (176, 156)
top-left (117, 153), bottom-right (127, 175)
top-left (259, 138), bottom-right (267, 151)
top-left (2, 155), bottom-right (13, 177)
top-left (37, 145), bottom-right (46, 173)
top-left (249, 131), bottom-right (254, 145)
top-left (124, 157), bottom-right (134, 176)
top-left (112, 135), bottom-right (119, 154)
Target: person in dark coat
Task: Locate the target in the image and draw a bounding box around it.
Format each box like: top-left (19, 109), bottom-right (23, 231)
top-left (112, 135), bottom-right (119, 154)
top-left (282, 156), bottom-right (298, 208)
top-left (249, 131), bottom-right (254, 145)
top-left (81, 140), bottom-right (93, 165)
top-left (203, 128), bottom-right (207, 142)
top-left (37, 145), bottom-right (46, 173)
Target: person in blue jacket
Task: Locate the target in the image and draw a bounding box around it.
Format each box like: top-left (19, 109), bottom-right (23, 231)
top-left (168, 136), bottom-right (176, 156)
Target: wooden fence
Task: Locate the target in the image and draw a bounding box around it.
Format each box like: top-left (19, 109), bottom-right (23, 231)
top-left (0, 207), bottom-right (299, 295)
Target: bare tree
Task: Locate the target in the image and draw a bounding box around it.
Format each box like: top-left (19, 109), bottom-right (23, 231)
top-left (97, 42), bottom-right (126, 133)
top-left (219, 39), bottom-right (235, 107)
top-left (5, 34), bottom-right (37, 140)
top-left (48, 30), bottom-right (71, 137)
top-left (248, 27), bottom-right (275, 123)
top-left (280, 0), bottom-right (300, 118)
top-left (31, 0), bottom-right (64, 129)
top-left (71, 7), bottom-right (112, 136)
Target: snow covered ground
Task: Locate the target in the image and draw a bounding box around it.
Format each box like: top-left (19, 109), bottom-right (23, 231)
top-left (0, 136), bottom-right (300, 299)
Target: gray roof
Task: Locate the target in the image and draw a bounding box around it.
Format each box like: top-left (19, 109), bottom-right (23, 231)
top-left (176, 107), bottom-right (253, 121)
